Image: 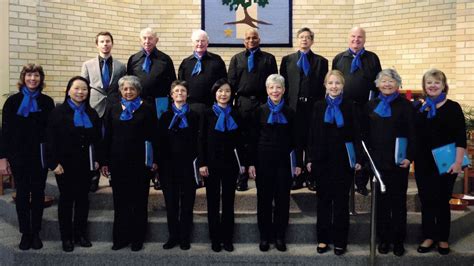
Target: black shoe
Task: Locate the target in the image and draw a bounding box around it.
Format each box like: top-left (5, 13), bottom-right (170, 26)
top-left (259, 240), bottom-right (270, 252)
top-left (275, 239), bottom-right (287, 252)
top-left (223, 241), bottom-right (234, 252)
top-left (19, 234), bottom-right (31, 250)
top-left (334, 247), bottom-right (346, 256)
top-left (62, 240), bottom-right (74, 252)
top-left (307, 180), bottom-right (317, 191)
top-left (211, 241), bottom-right (222, 252)
top-left (236, 174), bottom-right (249, 191)
top-left (131, 242), bottom-right (143, 251)
top-left (111, 242), bottom-right (129, 250)
top-left (417, 241), bottom-right (435, 253)
top-left (89, 179), bottom-right (99, 192)
top-left (356, 187), bottom-right (369, 196)
top-left (180, 242), bottom-right (191, 250)
top-left (317, 243), bottom-right (329, 254)
top-left (291, 178), bottom-right (304, 190)
top-left (31, 233), bottom-right (43, 250)
top-left (74, 236), bottom-right (92, 248)
top-left (438, 246), bottom-right (450, 255)
top-left (163, 239), bottom-right (178, 249)
top-left (393, 244), bottom-right (405, 256)
top-left (377, 243), bottom-right (390, 254)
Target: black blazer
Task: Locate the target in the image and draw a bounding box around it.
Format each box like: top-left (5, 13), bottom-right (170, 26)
top-left (280, 50), bottom-right (328, 110)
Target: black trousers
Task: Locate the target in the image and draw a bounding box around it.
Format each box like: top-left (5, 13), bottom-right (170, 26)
top-left (317, 177), bottom-right (352, 248)
top-left (162, 178), bottom-right (196, 243)
top-left (256, 150), bottom-right (292, 241)
top-left (11, 159), bottom-right (47, 235)
top-left (416, 172), bottom-right (456, 242)
top-left (205, 166), bottom-right (238, 242)
top-left (376, 167), bottom-right (409, 244)
top-left (55, 167), bottom-right (92, 240)
top-left (111, 166), bottom-right (150, 245)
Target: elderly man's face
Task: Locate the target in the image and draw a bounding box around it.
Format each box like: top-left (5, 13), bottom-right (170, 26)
top-left (121, 81), bottom-right (139, 101)
top-left (348, 28), bottom-right (365, 52)
top-left (297, 31), bottom-right (313, 51)
top-left (244, 31), bottom-right (260, 50)
top-left (141, 32), bottom-right (158, 54)
top-left (192, 34), bottom-right (208, 54)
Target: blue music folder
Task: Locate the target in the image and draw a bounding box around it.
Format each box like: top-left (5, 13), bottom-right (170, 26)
top-left (345, 142), bottom-right (356, 169)
top-left (395, 137), bottom-right (408, 165)
top-left (145, 141), bottom-right (153, 168)
top-left (155, 97), bottom-right (169, 119)
top-left (431, 142), bottom-right (470, 174)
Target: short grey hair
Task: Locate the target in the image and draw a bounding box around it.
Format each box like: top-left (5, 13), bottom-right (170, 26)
top-left (266, 74), bottom-right (285, 89)
top-left (375, 69), bottom-right (402, 87)
top-left (191, 29), bottom-right (209, 41)
top-left (118, 75), bottom-right (142, 95)
top-left (140, 27), bottom-right (157, 39)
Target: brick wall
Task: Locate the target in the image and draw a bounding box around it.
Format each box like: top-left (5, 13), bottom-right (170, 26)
top-left (5, 0), bottom-right (474, 105)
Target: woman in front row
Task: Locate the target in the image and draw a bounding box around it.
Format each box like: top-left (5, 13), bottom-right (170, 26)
top-left (101, 75), bottom-right (158, 252)
top-left (306, 70), bottom-right (362, 256)
top-left (363, 69), bottom-right (415, 256)
top-left (47, 76), bottom-right (101, 252)
top-left (158, 80), bottom-right (200, 250)
top-left (248, 74), bottom-right (303, 252)
top-left (198, 78), bottom-right (244, 252)
top-left (415, 69), bottom-right (466, 255)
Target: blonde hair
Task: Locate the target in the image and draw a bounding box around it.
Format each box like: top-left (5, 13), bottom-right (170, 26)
top-left (324, 70), bottom-right (345, 86)
top-left (422, 68), bottom-right (449, 95)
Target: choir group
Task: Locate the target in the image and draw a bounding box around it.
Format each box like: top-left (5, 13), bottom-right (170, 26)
top-left (0, 26), bottom-right (466, 258)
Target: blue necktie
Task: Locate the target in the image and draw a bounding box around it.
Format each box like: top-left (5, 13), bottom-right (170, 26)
top-left (17, 86), bottom-right (40, 117)
top-left (349, 48), bottom-right (365, 73)
top-left (324, 95), bottom-right (344, 128)
top-left (102, 58), bottom-right (110, 90)
top-left (212, 103), bottom-right (238, 132)
top-left (142, 52), bottom-right (151, 74)
top-left (420, 93), bottom-right (447, 119)
top-left (248, 48), bottom-right (258, 72)
top-left (169, 103), bottom-right (189, 129)
top-left (67, 98), bottom-right (93, 128)
top-left (191, 52), bottom-right (202, 76)
top-left (297, 51), bottom-right (310, 76)
top-left (120, 97), bottom-right (142, 121)
top-left (267, 98), bottom-right (288, 124)
top-left (374, 92), bottom-right (399, 117)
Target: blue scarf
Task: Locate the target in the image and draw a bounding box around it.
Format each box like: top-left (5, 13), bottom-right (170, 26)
top-left (349, 48), bottom-right (365, 73)
top-left (191, 52), bottom-right (202, 76)
top-left (67, 98), bottom-right (92, 128)
top-left (120, 97), bottom-right (142, 121)
top-left (266, 98), bottom-right (287, 124)
top-left (212, 103), bottom-right (238, 132)
top-left (17, 86), bottom-right (40, 117)
top-left (248, 48), bottom-right (258, 72)
top-left (374, 92), bottom-right (399, 117)
top-left (142, 49), bottom-right (152, 74)
top-left (297, 51), bottom-right (310, 76)
top-left (324, 94), bottom-right (344, 128)
top-left (420, 93), bottom-right (447, 119)
top-left (169, 103), bottom-right (189, 129)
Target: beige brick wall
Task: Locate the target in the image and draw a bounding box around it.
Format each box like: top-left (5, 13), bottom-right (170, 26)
top-left (5, 0), bottom-right (474, 105)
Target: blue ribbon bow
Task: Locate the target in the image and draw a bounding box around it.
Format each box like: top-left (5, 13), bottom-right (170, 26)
top-left (67, 98), bottom-right (93, 128)
top-left (324, 95), bottom-right (344, 128)
top-left (120, 97), bottom-right (142, 121)
top-left (349, 48), bottom-right (365, 73)
top-left (17, 86), bottom-right (40, 117)
top-left (420, 93), bottom-right (447, 119)
top-left (212, 103), bottom-right (238, 132)
top-left (266, 98), bottom-right (288, 124)
top-left (374, 92), bottom-right (399, 117)
top-left (169, 103), bottom-right (189, 129)
top-left (297, 51), bottom-right (310, 76)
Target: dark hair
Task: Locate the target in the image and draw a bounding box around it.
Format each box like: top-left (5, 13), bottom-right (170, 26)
top-left (95, 31), bottom-right (114, 44)
top-left (211, 78), bottom-right (234, 103)
top-left (17, 63), bottom-right (45, 91)
top-left (63, 76), bottom-right (92, 108)
top-left (297, 27), bottom-right (314, 40)
top-left (170, 80), bottom-right (188, 93)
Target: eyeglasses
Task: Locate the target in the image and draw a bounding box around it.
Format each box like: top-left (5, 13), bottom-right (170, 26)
top-left (298, 36), bottom-right (312, 40)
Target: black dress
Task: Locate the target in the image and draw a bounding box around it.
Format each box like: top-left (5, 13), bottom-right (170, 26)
top-left (158, 108), bottom-right (199, 245)
top-left (101, 101), bottom-right (158, 247)
top-left (197, 107), bottom-right (244, 244)
top-left (248, 103), bottom-right (303, 241)
top-left (414, 99), bottom-right (466, 242)
top-left (1, 92), bottom-right (54, 235)
top-left (47, 102), bottom-right (101, 241)
top-left (307, 98), bottom-right (362, 248)
top-left (363, 95), bottom-right (415, 245)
